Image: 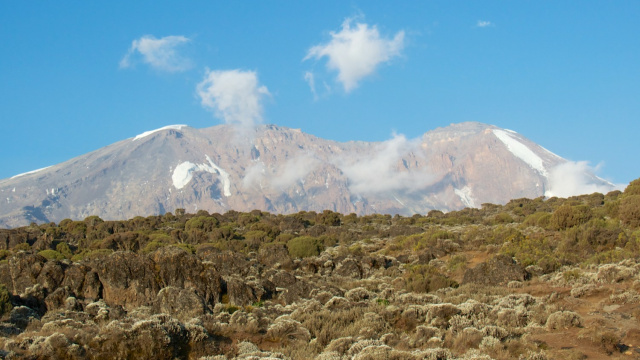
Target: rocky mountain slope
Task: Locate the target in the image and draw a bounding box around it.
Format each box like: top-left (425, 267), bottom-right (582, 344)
top-left (0, 122), bottom-right (615, 228)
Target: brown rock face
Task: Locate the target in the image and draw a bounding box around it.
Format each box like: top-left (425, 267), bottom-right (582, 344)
top-left (154, 286), bottom-right (208, 320)
top-left (92, 249), bottom-right (223, 310)
top-left (92, 252), bottom-right (160, 309)
top-left (462, 254), bottom-right (529, 286)
top-left (150, 246), bottom-right (222, 307)
top-left (224, 277), bottom-right (259, 306)
top-left (0, 247), bottom-right (224, 314)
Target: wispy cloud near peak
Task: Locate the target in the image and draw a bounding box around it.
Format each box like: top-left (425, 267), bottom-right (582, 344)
top-left (196, 69), bottom-right (270, 131)
top-left (120, 35), bottom-right (192, 72)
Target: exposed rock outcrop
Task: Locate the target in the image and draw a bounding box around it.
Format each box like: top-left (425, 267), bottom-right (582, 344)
top-left (462, 254), bottom-right (529, 285)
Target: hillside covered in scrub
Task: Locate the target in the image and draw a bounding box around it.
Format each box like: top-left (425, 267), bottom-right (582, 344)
top-left (0, 179), bottom-right (640, 359)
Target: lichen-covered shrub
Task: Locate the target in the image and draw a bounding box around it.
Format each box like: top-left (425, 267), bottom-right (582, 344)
top-left (545, 311), bottom-right (583, 330)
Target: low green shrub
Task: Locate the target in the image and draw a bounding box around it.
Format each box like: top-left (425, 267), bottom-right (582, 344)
top-left (287, 236), bottom-right (322, 258)
top-left (404, 264), bottom-right (458, 293)
top-left (38, 249), bottom-right (65, 261)
top-left (0, 283), bottom-right (12, 316)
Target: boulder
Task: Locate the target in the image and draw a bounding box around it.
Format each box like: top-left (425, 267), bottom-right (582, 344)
top-left (36, 260), bottom-right (66, 293)
top-left (9, 305), bottom-right (40, 329)
top-left (61, 264), bottom-right (103, 302)
top-left (150, 246), bottom-right (222, 307)
top-left (201, 251), bottom-right (251, 277)
top-left (462, 254), bottom-right (529, 286)
top-left (154, 286), bottom-right (208, 320)
top-left (92, 252), bottom-right (159, 309)
top-left (6, 253), bottom-right (47, 295)
top-left (257, 243), bottom-right (292, 268)
top-left (334, 257), bottom-right (362, 278)
top-left (225, 277), bottom-right (258, 306)
top-left (44, 286), bottom-right (73, 311)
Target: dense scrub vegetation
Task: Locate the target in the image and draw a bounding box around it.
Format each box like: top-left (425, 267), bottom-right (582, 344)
top-left (0, 179), bottom-right (639, 359)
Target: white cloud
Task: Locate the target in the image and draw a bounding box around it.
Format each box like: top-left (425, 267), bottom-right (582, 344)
top-left (242, 162), bottom-right (266, 189)
top-left (336, 133), bottom-right (434, 194)
top-left (304, 71), bottom-right (318, 100)
top-left (304, 18), bottom-right (405, 92)
top-left (196, 69), bottom-right (270, 130)
top-left (242, 155), bottom-right (320, 191)
top-left (476, 20), bottom-right (493, 28)
top-left (271, 154), bottom-right (320, 190)
top-left (545, 161), bottom-right (624, 198)
top-left (120, 35), bottom-right (192, 72)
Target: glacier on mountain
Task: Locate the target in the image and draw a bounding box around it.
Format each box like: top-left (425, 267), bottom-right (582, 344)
top-left (133, 125), bottom-right (188, 141)
top-left (454, 186), bottom-right (477, 208)
top-left (10, 166), bottom-right (52, 179)
top-left (492, 129), bottom-right (547, 176)
top-left (171, 155), bottom-right (232, 197)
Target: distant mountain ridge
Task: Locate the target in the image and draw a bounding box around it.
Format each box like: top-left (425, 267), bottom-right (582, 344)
top-left (0, 122), bottom-right (616, 228)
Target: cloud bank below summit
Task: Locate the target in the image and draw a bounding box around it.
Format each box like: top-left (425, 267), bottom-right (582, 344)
top-left (545, 161), bottom-right (624, 198)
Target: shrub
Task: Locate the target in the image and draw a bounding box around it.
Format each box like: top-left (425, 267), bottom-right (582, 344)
top-left (619, 195), bottom-right (640, 228)
top-left (142, 241), bottom-right (167, 254)
top-left (0, 283), bottom-right (12, 316)
top-left (71, 248), bottom-right (113, 262)
top-left (549, 205), bottom-right (592, 230)
top-left (13, 242), bottom-right (31, 252)
top-left (546, 311), bottom-right (583, 330)
top-left (448, 254), bottom-right (468, 272)
top-left (55, 242), bottom-right (72, 258)
top-left (405, 265), bottom-right (458, 293)
top-left (38, 249), bottom-right (65, 261)
top-left (624, 178), bottom-right (640, 196)
top-left (185, 216), bottom-right (219, 232)
top-left (287, 236), bottom-right (322, 258)
top-left (172, 243), bottom-right (195, 254)
top-left (523, 212), bottom-right (552, 228)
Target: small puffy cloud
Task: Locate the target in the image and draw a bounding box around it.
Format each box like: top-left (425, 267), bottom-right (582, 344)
top-left (120, 35), bottom-right (192, 72)
top-left (337, 134), bottom-right (434, 194)
top-left (545, 161), bottom-right (624, 198)
top-left (305, 18), bottom-right (405, 92)
top-left (196, 69), bottom-right (270, 130)
top-left (476, 20), bottom-right (493, 28)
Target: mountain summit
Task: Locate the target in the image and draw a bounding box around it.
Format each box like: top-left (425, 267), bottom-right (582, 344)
top-left (0, 122), bottom-right (616, 228)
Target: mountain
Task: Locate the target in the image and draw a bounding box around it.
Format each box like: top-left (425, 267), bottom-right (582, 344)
top-left (0, 122), bottom-right (616, 228)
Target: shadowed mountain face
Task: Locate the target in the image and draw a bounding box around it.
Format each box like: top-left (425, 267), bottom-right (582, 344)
top-left (0, 122), bottom-right (615, 228)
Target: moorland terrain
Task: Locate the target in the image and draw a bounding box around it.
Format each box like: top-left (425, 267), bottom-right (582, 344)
top-left (1, 179), bottom-right (640, 359)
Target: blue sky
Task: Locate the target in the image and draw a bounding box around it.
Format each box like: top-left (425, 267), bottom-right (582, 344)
top-left (1, 1), bottom-right (638, 185)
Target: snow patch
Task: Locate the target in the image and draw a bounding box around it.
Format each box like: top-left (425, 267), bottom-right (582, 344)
top-left (393, 195), bottom-right (406, 207)
top-left (205, 155), bottom-right (232, 197)
top-left (133, 125), bottom-right (187, 141)
top-left (171, 155), bottom-right (232, 197)
top-left (11, 166), bottom-right (52, 179)
top-left (492, 129), bottom-right (547, 176)
top-left (454, 186), bottom-right (477, 208)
